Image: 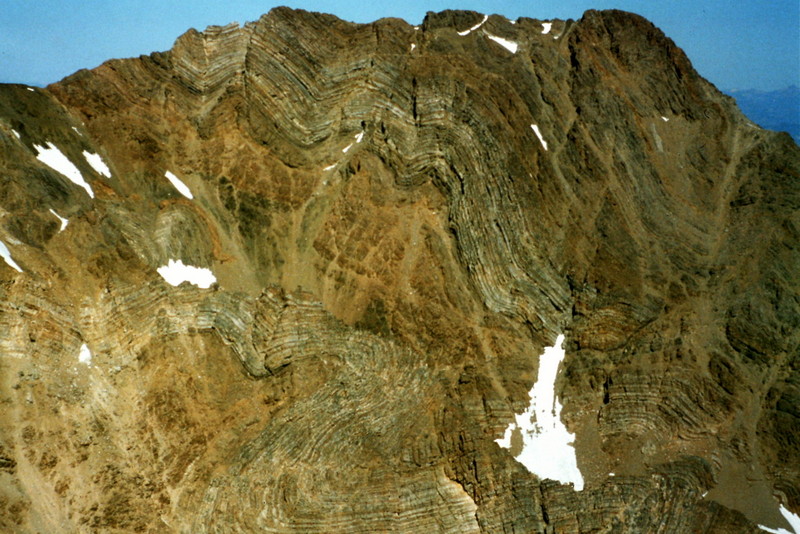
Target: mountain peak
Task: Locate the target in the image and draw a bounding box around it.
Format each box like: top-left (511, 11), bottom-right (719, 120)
top-left (0, 8), bottom-right (797, 533)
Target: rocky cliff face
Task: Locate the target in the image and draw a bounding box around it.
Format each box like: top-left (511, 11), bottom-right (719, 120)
top-left (0, 7), bottom-right (798, 533)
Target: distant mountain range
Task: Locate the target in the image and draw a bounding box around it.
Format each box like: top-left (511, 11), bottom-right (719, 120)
top-left (728, 85), bottom-right (800, 143)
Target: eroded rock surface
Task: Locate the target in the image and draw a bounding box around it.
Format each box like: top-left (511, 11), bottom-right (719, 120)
top-left (0, 8), bottom-right (797, 533)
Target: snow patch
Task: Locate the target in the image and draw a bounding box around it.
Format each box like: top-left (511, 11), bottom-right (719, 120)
top-left (410, 43), bottom-right (416, 51)
top-left (781, 506), bottom-right (800, 533)
top-left (11, 129), bottom-right (20, 139)
top-left (457, 14), bottom-right (488, 36)
top-left (609, 472), bottom-right (615, 477)
top-left (487, 34), bottom-right (518, 54)
top-left (83, 151), bottom-right (111, 177)
top-left (26, 87), bottom-right (34, 92)
top-left (79, 344), bottom-right (92, 365)
top-left (323, 163), bottom-right (337, 171)
top-left (542, 22), bottom-right (552, 34)
top-left (662, 116), bottom-right (670, 122)
top-left (72, 126), bottom-right (82, 136)
top-left (759, 505), bottom-right (800, 534)
top-left (495, 426), bottom-right (513, 448)
top-left (342, 143), bottom-right (353, 153)
top-left (164, 171), bottom-right (193, 199)
top-left (49, 209), bottom-right (69, 232)
top-left (0, 240), bottom-right (22, 272)
top-left (355, 131), bottom-right (364, 143)
top-left (531, 124), bottom-right (548, 151)
top-left (34, 142), bottom-right (94, 198)
top-left (496, 335), bottom-right (584, 490)
top-left (157, 259), bottom-right (216, 289)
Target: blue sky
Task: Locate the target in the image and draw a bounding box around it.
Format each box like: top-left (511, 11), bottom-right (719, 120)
top-left (1, 0), bottom-right (798, 91)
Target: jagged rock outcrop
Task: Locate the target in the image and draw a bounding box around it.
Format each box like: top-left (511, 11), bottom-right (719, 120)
top-left (0, 7), bottom-right (797, 533)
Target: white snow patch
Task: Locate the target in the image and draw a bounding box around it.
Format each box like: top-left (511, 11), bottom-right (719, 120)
top-left (157, 259), bottom-right (216, 289)
top-left (542, 22), bottom-right (553, 34)
top-left (34, 142), bottom-right (94, 198)
top-left (662, 116), bottom-right (670, 122)
top-left (487, 34), bottom-right (518, 54)
top-left (510, 20), bottom-right (516, 25)
top-left (781, 506), bottom-right (800, 533)
top-left (531, 124), bottom-right (548, 151)
top-left (49, 209), bottom-right (69, 232)
top-left (609, 472), bottom-right (615, 477)
top-left (164, 171), bottom-right (193, 199)
top-left (342, 143), bottom-right (354, 153)
top-left (496, 334), bottom-right (584, 490)
top-left (323, 163), bottom-right (337, 171)
top-left (759, 505), bottom-right (800, 534)
top-left (26, 87), bottom-right (35, 92)
top-left (0, 241), bottom-right (22, 272)
top-left (11, 129), bottom-right (20, 139)
top-left (72, 126), bottom-right (82, 136)
top-left (79, 344), bottom-right (92, 365)
top-left (83, 151), bottom-right (111, 177)
top-left (495, 426), bottom-right (513, 448)
top-left (457, 14), bottom-right (488, 36)
top-left (413, 26), bottom-right (420, 30)
top-left (355, 131), bottom-right (364, 143)
top-left (410, 43), bottom-right (416, 51)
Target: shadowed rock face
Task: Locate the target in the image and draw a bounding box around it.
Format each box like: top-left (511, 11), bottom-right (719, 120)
top-left (0, 7), bottom-right (797, 533)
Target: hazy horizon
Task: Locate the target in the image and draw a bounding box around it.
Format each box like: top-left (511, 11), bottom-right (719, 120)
top-left (1, 0), bottom-right (798, 92)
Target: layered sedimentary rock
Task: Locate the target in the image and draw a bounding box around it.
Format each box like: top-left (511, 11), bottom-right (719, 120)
top-left (0, 7), bottom-right (797, 533)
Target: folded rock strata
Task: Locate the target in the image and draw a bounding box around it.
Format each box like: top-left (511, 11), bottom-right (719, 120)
top-left (0, 7), bottom-right (797, 533)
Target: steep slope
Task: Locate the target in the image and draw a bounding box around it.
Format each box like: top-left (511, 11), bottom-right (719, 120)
top-left (0, 7), bottom-right (798, 533)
